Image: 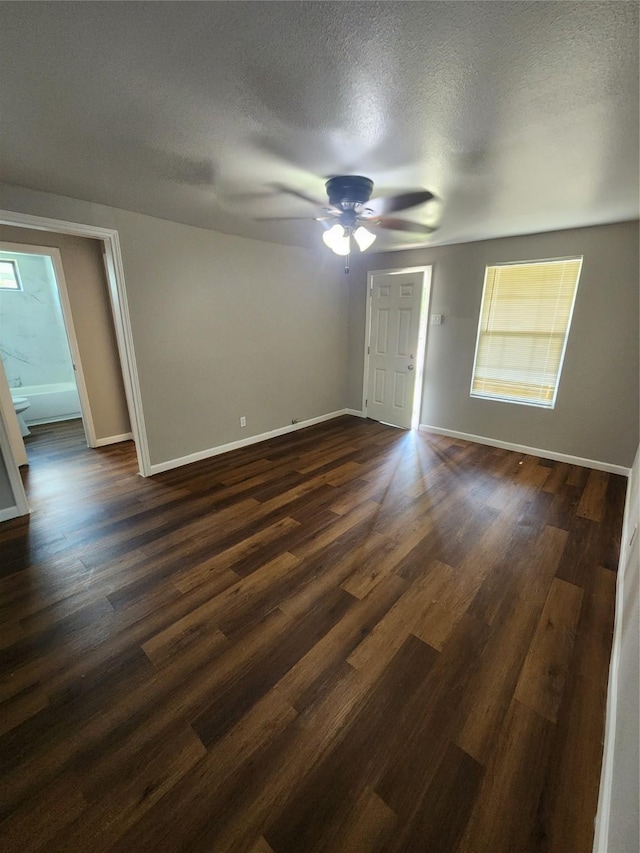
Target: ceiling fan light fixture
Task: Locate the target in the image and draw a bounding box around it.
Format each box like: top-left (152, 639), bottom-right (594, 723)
top-left (322, 223), bottom-right (350, 255)
top-left (353, 225), bottom-right (376, 252)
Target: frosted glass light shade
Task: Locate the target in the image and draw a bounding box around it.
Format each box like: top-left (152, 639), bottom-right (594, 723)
top-left (322, 224), bottom-right (350, 255)
top-left (353, 226), bottom-right (376, 251)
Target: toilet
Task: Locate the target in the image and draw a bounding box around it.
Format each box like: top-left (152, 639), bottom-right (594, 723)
top-left (12, 396), bottom-right (31, 437)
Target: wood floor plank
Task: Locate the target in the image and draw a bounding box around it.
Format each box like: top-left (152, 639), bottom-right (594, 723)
top-left (263, 635), bottom-right (440, 853)
top-left (336, 788), bottom-right (397, 853)
top-left (0, 417), bottom-right (625, 853)
top-left (0, 682), bottom-right (49, 738)
top-left (146, 552), bottom-right (299, 657)
top-left (409, 494), bottom-right (538, 650)
top-left (0, 771), bottom-right (86, 853)
top-left (249, 838), bottom-right (275, 853)
top-left (138, 496), bottom-right (262, 557)
top-left (534, 566), bottom-right (617, 852)
top-left (467, 515), bottom-right (566, 628)
top-left (373, 610), bottom-right (491, 821)
top-left (598, 473), bottom-right (628, 570)
top-left (577, 469), bottom-right (610, 522)
top-left (346, 563), bottom-right (449, 677)
top-left (110, 688), bottom-right (299, 852)
top-left (190, 586), bottom-right (355, 748)
top-left (457, 699), bottom-right (555, 852)
top-left (514, 577), bottom-right (584, 723)
top-left (383, 742), bottom-right (483, 853)
top-left (48, 724), bottom-right (206, 852)
top-left (206, 665), bottom-right (392, 852)
top-left (172, 516), bottom-right (301, 592)
top-left (456, 523), bottom-right (568, 764)
top-left (277, 572), bottom-right (408, 713)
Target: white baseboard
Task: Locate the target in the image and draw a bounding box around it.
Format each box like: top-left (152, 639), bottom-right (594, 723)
top-left (148, 410), bottom-right (355, 475)
top-left (26, 414), bottom-right (82, 427)
top-left (0, 504), bottom-right (28, 523)
top-left (345, 409), bottom-right (366, 418)
top-left (93, 432), bottom-right (133, 447)
top-left (419, 424), bottom-right (631, 477)
top-left (24, 421), bottom-right (132, 447)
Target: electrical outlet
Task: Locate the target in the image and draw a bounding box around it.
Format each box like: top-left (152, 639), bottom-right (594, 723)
top-left (240, 416), bottom-right (246, 428)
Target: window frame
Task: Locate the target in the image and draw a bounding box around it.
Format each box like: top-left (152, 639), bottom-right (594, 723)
top-left (469, 256), bottom-right (583, 410)
top-left (0, 258), bottom-right (23, 291)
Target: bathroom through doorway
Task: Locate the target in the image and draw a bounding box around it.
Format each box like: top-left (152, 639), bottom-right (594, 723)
top-left (0, 235), bottom-right (133, 488)
top-left (0, 244), bottom-right (92, 466)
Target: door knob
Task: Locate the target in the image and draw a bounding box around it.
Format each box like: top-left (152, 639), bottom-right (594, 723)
top-left (408, 364), bottom-right (414, 370)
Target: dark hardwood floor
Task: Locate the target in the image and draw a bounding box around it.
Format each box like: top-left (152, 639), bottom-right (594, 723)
top-left (0, 416), bottom-right (625, 852)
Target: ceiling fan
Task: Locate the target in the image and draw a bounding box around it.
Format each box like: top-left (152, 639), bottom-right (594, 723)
top-left (257, 175), bottom-right (437, 272)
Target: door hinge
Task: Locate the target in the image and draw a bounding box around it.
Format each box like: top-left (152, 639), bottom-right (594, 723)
top-left (369, 287), bottom-right (373, 296)
top-left (365, 399), bottom-right (368, 407)
top-left (367, 346), bottom-right (370, 355)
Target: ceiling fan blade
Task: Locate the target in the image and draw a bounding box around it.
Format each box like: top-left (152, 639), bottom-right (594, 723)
top-left (374, 217), bottom-right (437, 234)
top-left (254, 215), bottom-right (332, 221)
top-left (360, 191), bottom-right (435, 218)
top-left (270, 183), bottom-right (324, 207)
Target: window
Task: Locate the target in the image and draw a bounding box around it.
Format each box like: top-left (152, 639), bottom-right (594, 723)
top-left (470, 257), bottom-right (582, 408)
top-left (0, 259), bottom-right (22, 290)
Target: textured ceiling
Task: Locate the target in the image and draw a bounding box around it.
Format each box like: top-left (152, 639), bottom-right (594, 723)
top-left (0, 2), bottom-right (638, 252)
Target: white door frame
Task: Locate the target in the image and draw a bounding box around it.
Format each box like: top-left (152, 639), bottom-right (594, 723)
top-left (0, 402), bottom-right (29, 521)
top-left (0, 350), bottom-right (27, 467)
top-left (362, 265), bottom-right (433, 427)
top-left (0, 241), bottom-right (98, 449)
top-left (0, 209), bottom-right (151, 520)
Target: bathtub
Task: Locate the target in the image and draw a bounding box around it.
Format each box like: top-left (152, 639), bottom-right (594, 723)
top-left (11, 382), bottom-right (82, 425)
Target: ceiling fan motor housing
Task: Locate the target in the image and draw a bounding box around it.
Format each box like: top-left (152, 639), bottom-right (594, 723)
top-left (325, 175), bottom-right (374, 208)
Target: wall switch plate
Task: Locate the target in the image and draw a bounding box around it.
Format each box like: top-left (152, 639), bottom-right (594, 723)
top-left (431, 314), bottom-right (443, 325)
top-left (240, 416), bottom-right (246, 427)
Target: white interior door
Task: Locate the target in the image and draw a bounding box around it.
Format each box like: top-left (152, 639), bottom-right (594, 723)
top-left (366, 271), bottom-right (423, 429)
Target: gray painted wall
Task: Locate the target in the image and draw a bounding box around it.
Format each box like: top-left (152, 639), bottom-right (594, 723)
top-left (111, 208), bottom-right (347, 464)
top-left (348, 221), bottom-right (639, 468)
top-left (0, 183), bottom-right (347, 470)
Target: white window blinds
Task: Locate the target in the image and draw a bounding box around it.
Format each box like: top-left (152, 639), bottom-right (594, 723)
top-left (470, 257), bottom-right (582, 408)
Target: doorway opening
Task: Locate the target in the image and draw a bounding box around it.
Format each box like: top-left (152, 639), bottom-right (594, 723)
top-left (0, 244), bottom-right (98, 466)
top-left (363, 265), bottom-right (432, 431)
top-left (0, 210), bottom-right (150, 521)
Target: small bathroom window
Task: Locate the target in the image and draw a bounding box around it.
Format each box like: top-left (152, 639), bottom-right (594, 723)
top-left (0, 259), bottom-right (22, 291)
